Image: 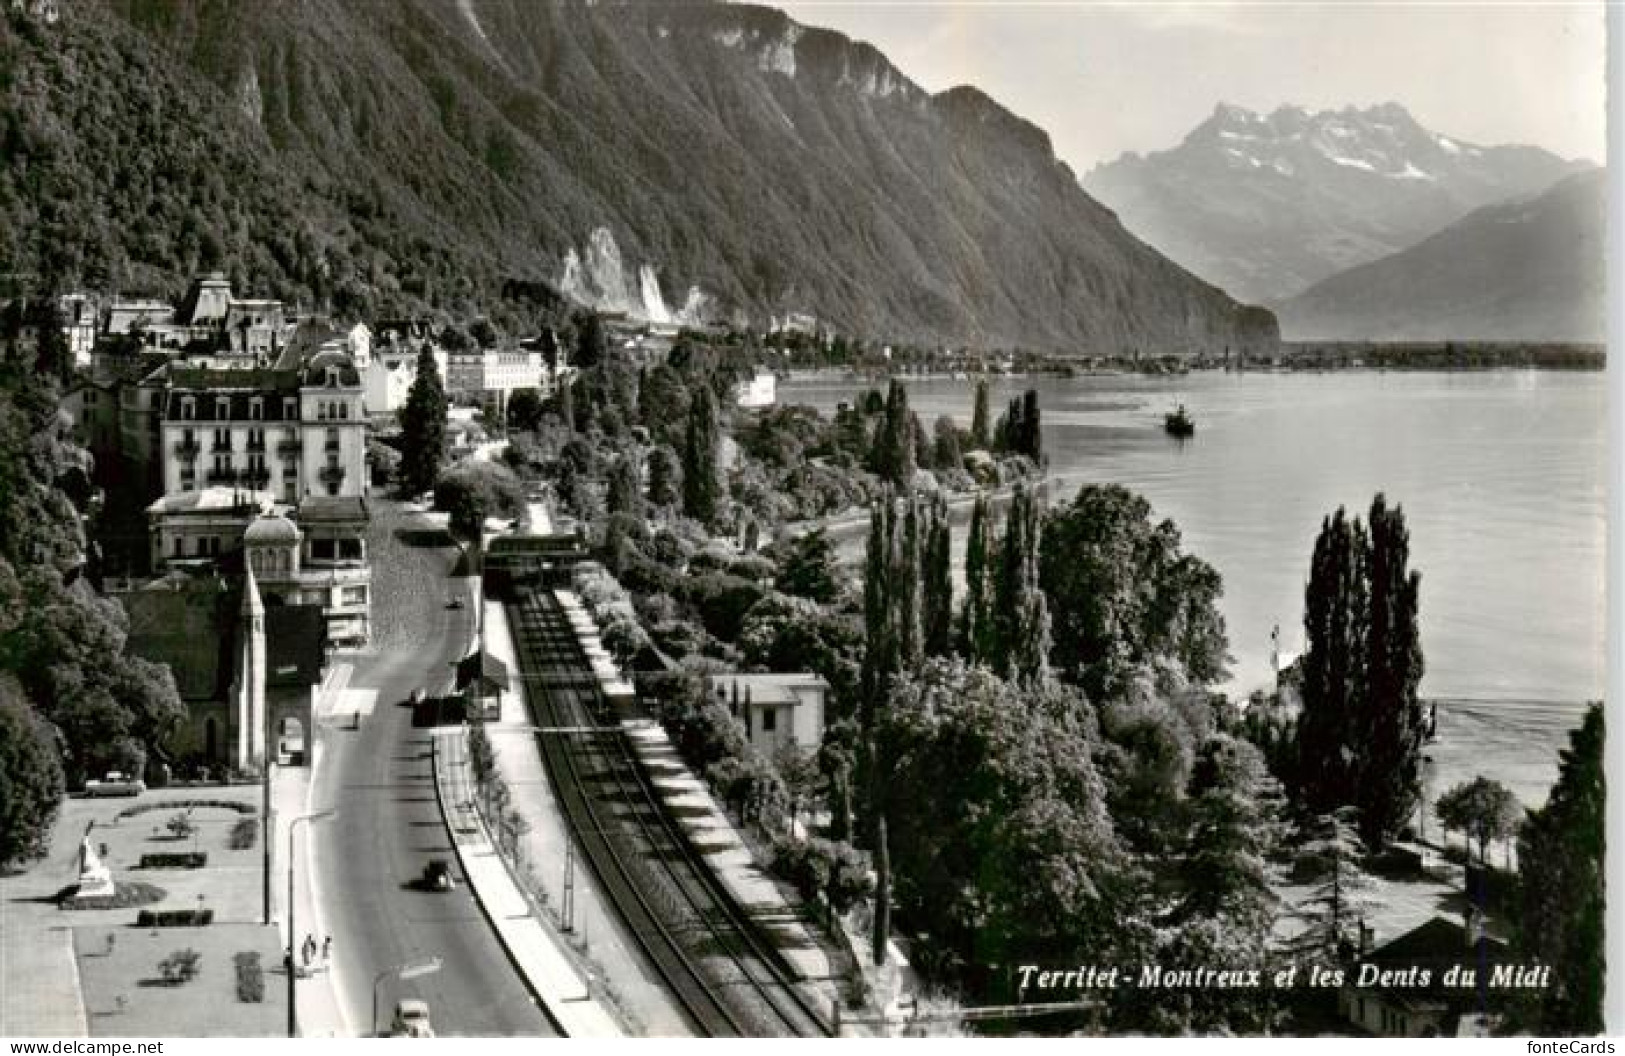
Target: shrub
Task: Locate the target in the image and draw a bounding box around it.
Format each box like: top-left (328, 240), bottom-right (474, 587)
top-left (138, 852), bottom-right (207, 869)
top-left (233, 952), bottom-right (265, 1003)
top-left (137, 908), bottom-right (214, 927)
top-left (116, 799), bottom-right (253, 820)
top-left (166, 813), bottom-right (196, 839)
top-left (227, 818), bottom-right (258, 850)
top-left (158, 948), bottom-right (201, 985)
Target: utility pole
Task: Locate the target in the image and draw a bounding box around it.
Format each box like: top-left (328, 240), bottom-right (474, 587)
top-left (285, 809), bottom-right (335, 1038)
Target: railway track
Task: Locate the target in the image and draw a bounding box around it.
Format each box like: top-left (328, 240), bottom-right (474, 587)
top-left (507, 588), bottom-right (832, 1038)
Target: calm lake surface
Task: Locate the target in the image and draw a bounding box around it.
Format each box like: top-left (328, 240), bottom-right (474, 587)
top-left (782, 370), bottom-right (1607, 804)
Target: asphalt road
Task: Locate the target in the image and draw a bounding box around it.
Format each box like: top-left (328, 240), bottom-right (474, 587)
top-left (312, 498), bottom-right (557, 1037)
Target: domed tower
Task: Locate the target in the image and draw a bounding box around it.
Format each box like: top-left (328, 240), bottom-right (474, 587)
top-left (243, 510), bottom-right (302, 587)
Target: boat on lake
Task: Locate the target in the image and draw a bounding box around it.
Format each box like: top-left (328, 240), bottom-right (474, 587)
top-left (1164, 404), bottom-right (1196, 438)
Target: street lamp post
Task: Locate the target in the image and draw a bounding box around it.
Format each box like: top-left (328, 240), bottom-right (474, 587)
top-left (371, 957), bottom-right (442, 1037)
top-left (286, 808), bottom-right (336, 1038)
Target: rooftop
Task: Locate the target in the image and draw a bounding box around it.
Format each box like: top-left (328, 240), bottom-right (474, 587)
top-left (295, 495), bottom-right (369, 525)
top-left (708, 672), bottom-right (829, 707)
top-left (147, 489), bottom-right (280, 516)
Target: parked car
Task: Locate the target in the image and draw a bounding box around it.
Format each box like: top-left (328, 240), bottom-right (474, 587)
top-left (446, 596), bottom-right (464, 610)
top-left (421, 859), bottom-right (454, 892)
top-left (84, 771), bottom-right (146, 797)
top-left (390, 999), bottom-right (434, 1038)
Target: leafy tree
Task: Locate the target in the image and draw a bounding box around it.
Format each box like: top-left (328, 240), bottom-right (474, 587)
top-left (774, 529), bottom-right (841, 604)
top-left (994, 389), bottom-right (1042, 461)
top-left (1360, 495), bottom-right (1427, 843)
top-left (930, 415), bottom-right (963, 478)
top-left (1039, 484), bottom-right (1229, 699)
top-left (877, 660), bottom-right (1122, 986)
top-left (433, 462), bottom-right (525, 547)
top-left (1515, 702), bottom-right (1603, 1035)
top-left (398, 347), bottom-right (447, 495)
top-left (0, 675), bottom-right (65, 867)
top-left (681, 388), bottom-right (721, 525)
top-left (607, 453), bottom-right (644, 520)
top-left (506, 389), bottom-right (545, 433)
top-left (366, 439), bottom-right (401, 486)
top-left (638, 444), bottom-right (678, 511)
top-left (1434, 776), bottom-right (1519, 868)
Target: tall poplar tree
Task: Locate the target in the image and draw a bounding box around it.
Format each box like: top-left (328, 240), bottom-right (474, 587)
top-left (993, 484), bottom-right (1051, 683)
top-left (1360, 494), bottom-right (1427, 843)
top-left (1297, 496), bottom-right (1426, 846)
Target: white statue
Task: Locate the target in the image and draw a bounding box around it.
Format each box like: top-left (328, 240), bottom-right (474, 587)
top-left (76, 824), bottom-right (114, 898)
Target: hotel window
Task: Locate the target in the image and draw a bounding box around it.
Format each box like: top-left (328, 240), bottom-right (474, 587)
top-left (762, 708), bottom-right (776, 732)
top-left (284, 397), bottom-right (297, 419)
top-left (181, 397), bottom-right (195, 421)
top-left (216, 397), bottom-right (229, 419)
top-left (249, 397), bottom-right (263, 421)
top-left (339, 401), bottom-right (349, 420)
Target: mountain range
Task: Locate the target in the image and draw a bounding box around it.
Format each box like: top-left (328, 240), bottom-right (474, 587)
top-left (0, 0), bottom-right (1279, 355)
top-left (1276, 168), bottom-right (1606, 343)
top-left (1083, 102), bottom-right (1591, 305)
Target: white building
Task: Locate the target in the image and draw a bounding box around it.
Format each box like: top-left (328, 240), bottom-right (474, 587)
top-left (364, 345), bottom-right (448, 417)
top-left (446, 349), bottom-right (550, 417)
top-left (735, 370), bottom-right (777, 409)
top-left (707, 673), bottom-right (828, 757)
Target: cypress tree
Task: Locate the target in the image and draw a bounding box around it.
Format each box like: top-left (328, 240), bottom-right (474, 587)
top-left (895, 495), bottom-right (923, 669)
top-left (681, 387), bottom-right (721, 524)
top-left (399, 346), bottom-right (447, 495)
top-left (922, 495), bottom-right (954, 657)
top-left (1020, 389), bottom-right (1043, 464)
top-left (959, 493), bottom-right (995, 662)
top-left (969, 378), bottom-right (991, 450)
top-left (860, 491), bottom-right (896, 733)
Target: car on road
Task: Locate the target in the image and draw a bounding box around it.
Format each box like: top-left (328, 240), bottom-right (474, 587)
top-left (390, 999), bottom-right (434, 1037)
top-left (420, 859), bottom-right (454, 892)
top-left (84, 771), bottom-right (146, 797)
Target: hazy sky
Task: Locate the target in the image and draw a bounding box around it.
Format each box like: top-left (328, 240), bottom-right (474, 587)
top-left (774, 2), bottom-right (1608, 173)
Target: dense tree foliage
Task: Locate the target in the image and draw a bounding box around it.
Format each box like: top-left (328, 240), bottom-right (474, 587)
top-left (968, 378), bottom-right (991, 450)
top-left (1296, 495), bottom-right (1426, 845)
top-left (0, 674), bottom-right (65, 866)
top-left (0, 305), bottom-right (186, 791)
top-left (1515, 702), bottom-right (1604, 1035)
top-left (770, 529), bottom-right (842, 604)
top-left (877, 660), bottom-right (1122, 987)
top-left (433, 461), bottom-right (525, 546)
top-left (1039, 484), bottom-right (1230, 699)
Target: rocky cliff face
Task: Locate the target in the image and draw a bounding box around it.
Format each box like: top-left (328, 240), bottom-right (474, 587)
top-left (1277, 169), bottom-right (1606, 342)
top-left (4, 0), bottom-right (1276, 353)
top-left (1084, 102), bottom-right (1589, 304)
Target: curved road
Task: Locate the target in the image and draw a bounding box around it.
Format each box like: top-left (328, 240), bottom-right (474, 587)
top-left (311, 499), bottom-right (556, 1037)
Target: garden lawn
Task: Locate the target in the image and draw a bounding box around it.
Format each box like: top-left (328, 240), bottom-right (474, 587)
top-left (72, 924), bottom-right (284, 1037)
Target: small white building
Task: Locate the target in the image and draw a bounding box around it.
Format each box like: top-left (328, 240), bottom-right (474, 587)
top-left (707, 673), bottom-right (828, 757)
top-left (735, 371), bottom-right (776, 409)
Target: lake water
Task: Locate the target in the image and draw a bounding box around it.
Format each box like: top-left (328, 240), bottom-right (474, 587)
top-left (781, 371), bottom-right (1608, 805)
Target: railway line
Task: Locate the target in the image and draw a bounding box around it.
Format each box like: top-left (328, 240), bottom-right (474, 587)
top-left (505, 587), bottom-right (832, 1038)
